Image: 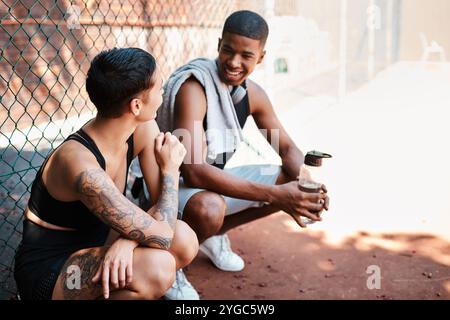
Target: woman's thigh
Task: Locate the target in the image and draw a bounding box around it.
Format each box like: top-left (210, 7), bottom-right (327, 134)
top-left (52, 246), bottom-right (105, 299)
top-left (51, 246), bottom-right (175, 300)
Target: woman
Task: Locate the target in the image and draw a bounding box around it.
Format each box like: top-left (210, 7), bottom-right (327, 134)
top-left (14, 47), bottom-right (198, 300)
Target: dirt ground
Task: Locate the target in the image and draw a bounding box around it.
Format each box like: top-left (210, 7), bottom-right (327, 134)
top-left (185, 62), bottom-right (450, 300)
top-left (186, 212), bottom-right (450, 300)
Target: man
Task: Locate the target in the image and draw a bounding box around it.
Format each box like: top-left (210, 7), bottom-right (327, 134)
top-left (134, 10), bottom-right (329, 300)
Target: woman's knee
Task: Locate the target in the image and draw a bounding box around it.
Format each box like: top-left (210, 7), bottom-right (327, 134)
top-left (171, 220), bottom-right (199, 268)
top-left (134, 248), bottom-right (176, 299)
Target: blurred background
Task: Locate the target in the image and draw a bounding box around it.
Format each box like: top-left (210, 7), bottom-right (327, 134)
top-left (1, 0), bottom-right (449, 299)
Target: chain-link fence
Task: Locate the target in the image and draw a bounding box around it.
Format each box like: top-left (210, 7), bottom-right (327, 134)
top-left (1, 0), bottom-right (403, 299)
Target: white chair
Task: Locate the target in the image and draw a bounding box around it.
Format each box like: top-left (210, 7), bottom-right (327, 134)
top-left (419, 32), bottom-right (447, 62)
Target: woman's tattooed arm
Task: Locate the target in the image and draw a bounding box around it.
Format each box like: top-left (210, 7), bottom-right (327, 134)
top-left (151, 174), bottom-right (178, 231)
top-left (76, 168), bottom-right (174, 250)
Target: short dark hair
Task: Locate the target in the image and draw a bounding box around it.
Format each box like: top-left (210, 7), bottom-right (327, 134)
top-left (86, 47), bottom-right (156, 118)
top-left (222, 10), bottom-right (269, 46)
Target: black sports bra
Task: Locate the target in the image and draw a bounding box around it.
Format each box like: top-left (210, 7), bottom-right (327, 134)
top-left (27, 128), bottom-right (134, 230)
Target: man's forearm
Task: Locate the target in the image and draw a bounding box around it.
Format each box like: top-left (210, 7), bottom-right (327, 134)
top-left (280, 145), bottom-right (304, 180)
top-left (183, 164), bottom-right (276, 204)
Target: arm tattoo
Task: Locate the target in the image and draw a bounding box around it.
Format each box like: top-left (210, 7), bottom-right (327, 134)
top-left (77, 168), bottom-right (174, 248)
top-left (77, 169), bottom-right (135, 230)
top-left (155, 174), bottom-right (178, 231)
top-left (128, 229), bottom-right (171, 250)
top-left (128, 229), bottom-right (146, 242)
top-left (144, 235), bottom-right (171, 250)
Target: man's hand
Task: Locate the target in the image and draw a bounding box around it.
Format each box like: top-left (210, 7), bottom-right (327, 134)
top-left (154, 132), bottom-right (186, 174)
top-left (92, 237), bottom-right (139, 299)
top-left (271, 181), bottom-right (329, 228)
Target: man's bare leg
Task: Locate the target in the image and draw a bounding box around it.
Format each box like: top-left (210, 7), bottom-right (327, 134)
top-left (183, 169), bottom-right (293, 243)
top-left (218, 204), bottom-right (281, 235)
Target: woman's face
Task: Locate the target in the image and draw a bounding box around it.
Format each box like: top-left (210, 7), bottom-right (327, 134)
top-left (137, 69), bottom-right (164, 121)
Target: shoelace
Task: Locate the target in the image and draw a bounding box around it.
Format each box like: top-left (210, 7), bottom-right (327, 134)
top-left (219, 235), bottom-right (232, 257)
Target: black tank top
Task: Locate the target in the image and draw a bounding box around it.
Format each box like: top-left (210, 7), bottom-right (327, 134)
top-left (28, 128), bottom-right (134, 230)
top-left (203, 81), bottom-right (250, 169)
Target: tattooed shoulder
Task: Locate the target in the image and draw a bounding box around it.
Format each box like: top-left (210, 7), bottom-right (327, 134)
top-left (76, 168), bottom-right (110, 195)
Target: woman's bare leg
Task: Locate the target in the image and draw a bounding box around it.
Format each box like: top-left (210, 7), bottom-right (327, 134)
top-left (52, 246), bottom-right (176, 300)
top-left (169, 220), bottom-right (199, 269)
top-left (104, 220), bottom-right (199, 270)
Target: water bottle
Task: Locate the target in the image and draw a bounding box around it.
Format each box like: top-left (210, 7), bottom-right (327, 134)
top-left (298, 150), bottom-right (332, 225)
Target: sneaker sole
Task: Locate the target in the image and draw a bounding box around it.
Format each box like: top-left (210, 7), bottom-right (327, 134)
top-left (199, 245), bottom-right (245, 272)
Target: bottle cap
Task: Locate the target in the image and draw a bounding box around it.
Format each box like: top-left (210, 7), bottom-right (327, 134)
top-left (304, 150), bottom-right (332, 167)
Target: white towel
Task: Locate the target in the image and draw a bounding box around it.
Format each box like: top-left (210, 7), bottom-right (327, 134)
top-left (156, 58), bottom-right (243, 161)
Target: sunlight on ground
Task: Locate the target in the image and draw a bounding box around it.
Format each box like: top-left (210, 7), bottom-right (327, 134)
top-left (445, 281), bottom-right (450, 294)
top-left (280, 214), bottom-right (450, 268)
top-left (238, 62), bottom-right (450, 243)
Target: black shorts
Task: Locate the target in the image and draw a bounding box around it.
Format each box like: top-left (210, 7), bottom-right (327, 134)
top-left (14, 219), bottom-right (108, 300)
top-left (14, 245), bottom-right (70, 300)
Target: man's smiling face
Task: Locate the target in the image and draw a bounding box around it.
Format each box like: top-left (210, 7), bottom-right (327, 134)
top-left (217, 32), bottom-right (265, 86)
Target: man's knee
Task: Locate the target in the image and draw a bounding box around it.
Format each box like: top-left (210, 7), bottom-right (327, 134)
top-left (183, 191), bottom-right (226, 240)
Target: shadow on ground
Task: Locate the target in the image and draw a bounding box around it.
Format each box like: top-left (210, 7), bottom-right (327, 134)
top-left (186, 212), bottom-right (450, 300)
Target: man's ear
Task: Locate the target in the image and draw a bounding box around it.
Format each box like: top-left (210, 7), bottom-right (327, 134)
top-left (129, 98), bottom-right (141, 116)
top-left (217, 37), bottom-right (222, 52)
top-left (257, 50), bottom-right (266, 64)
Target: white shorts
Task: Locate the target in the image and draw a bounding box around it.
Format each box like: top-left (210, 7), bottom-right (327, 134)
top-left (177, 164), bottom-right (281, 217)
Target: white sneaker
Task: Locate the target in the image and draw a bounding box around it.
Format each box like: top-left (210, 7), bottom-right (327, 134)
top-left (164, 269), bottom-right (200, 300)
top-left (199, 234), bottom-right (245, 272)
